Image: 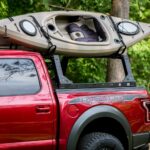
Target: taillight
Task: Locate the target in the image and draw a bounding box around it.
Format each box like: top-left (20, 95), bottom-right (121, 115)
top-left (142, 100), bottom-right (150, 122)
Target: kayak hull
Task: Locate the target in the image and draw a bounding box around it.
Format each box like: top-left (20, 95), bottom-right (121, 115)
top-left (0, 11), bottom-right (150, 56)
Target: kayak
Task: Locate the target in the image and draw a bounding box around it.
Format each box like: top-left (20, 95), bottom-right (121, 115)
top-left (0, 11), bottom-right (150, 56)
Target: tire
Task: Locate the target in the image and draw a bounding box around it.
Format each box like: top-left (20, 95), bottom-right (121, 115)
top-left (78, 132), bottom-right (124, 150)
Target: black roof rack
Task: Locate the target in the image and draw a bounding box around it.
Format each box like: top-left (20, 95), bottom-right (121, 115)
top-left (48, 54), bottom-right (136, 89)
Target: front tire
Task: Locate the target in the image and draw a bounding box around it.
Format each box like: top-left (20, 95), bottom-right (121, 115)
top-left (78, 132), bottom-right (124, 150)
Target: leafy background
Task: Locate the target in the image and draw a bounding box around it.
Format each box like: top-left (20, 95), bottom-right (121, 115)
top-left (0, 0), bottom-right (150, 90)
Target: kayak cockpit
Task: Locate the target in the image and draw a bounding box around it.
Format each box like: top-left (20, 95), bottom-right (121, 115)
top-left (55, 15), bottom-right (107, 42)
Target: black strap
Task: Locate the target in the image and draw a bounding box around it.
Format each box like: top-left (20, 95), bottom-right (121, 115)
top-left (8, 17), bottom-right (14, 22)
top-left (109, 16), bottom-right (127, 56)
top-left (4, 26), bottom-right (7, 37)
top-left (30, 15), bottom-right (56, 54)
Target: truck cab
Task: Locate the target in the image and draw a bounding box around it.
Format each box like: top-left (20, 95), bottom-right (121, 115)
top-left (0, 50), bottom-right (149, 150)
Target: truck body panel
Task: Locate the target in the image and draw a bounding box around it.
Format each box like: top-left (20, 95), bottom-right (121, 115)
top-left (0, 51), bottom-right (57, 150)
top-left (0, 50), bottom-right (149, 150)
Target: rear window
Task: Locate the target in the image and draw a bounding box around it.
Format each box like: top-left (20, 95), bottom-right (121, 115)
top-left (0, 59), bottom-right (40, 96)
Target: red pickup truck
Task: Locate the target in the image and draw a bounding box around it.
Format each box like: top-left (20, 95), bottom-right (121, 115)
top-left (0, 50), bottom-right (150, 150)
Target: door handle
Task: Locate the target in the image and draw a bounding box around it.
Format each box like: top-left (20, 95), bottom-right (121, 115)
top-left (36, 105), bottom-right (50, 113)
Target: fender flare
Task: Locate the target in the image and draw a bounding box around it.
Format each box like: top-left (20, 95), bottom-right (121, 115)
top-left (67, 105), bottom-right (132, 150)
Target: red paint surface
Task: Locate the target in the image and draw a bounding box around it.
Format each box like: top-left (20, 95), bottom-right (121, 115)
top-left (0, 50), bottom-right (149, 150)
top-left (57, 91), bottom-right (150, 149)
top-left (0, 51), bottom-right (57, 150)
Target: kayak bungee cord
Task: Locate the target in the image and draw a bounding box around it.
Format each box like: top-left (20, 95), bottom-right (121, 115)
top-left (30, 15), bottom-right (56, 54)
top-left (109, 16), bottom-right (127, 56)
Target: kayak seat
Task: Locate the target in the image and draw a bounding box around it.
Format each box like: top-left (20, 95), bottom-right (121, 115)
top-left (93, 19), bottom-right (107, 41)
top-left (66, 23), bottom-right (99, 42)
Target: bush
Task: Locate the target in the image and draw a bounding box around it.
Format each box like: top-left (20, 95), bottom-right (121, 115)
top-left (128, 39), bottom-right (150, 90)
top-left (0, 0), bottom-right (8, 19)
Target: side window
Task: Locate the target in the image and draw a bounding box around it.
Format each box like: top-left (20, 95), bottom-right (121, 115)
top-left (0, 59), bottom-right (40, 96)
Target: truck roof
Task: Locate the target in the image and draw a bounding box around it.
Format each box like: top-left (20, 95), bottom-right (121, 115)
top-left (0, 50), bottom-right (40, 56)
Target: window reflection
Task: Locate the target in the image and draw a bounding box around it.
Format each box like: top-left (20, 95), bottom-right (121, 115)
top-left (0, 59), bottom-right (40, 96)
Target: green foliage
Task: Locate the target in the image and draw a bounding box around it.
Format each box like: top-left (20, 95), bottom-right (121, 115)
top-left (128, 39), bottom-right (150, 90)
top-left (6, 0), bottom-right (50, 16)
top-left (0, 0), bottom-right (8, 19)
top-left (77, 0), bottom-right (111, 12)
top-left (128, 0), bottom-right (150, 90)
top-left (130, 0), bottom-right (150, 22)
top-left (66, 58), bottom-right (107, 83)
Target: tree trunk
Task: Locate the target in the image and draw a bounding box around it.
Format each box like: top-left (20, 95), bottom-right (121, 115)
top-left (111, 0), bottom-right (130, 18)
top-left (107, 0), bottom-right (130, 82)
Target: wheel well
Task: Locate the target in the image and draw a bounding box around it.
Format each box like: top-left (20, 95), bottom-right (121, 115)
top-left (78, 117), bottom-right (128, 149)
